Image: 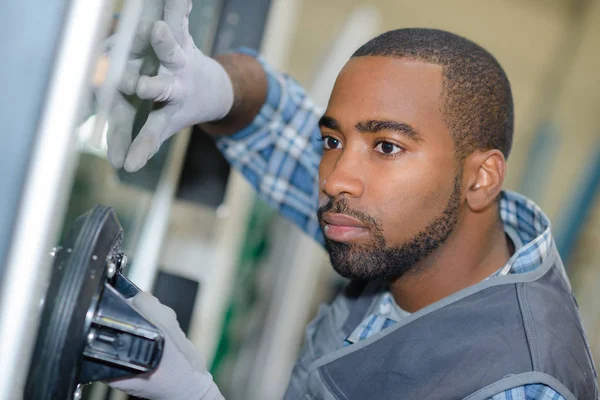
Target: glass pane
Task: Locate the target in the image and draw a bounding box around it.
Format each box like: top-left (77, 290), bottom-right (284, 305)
top-left (64, 0), bottom-right (225, 255)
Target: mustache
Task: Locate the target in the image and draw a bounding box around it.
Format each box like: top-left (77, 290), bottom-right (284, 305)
top-left (317, 197), bottom-right (378, 228)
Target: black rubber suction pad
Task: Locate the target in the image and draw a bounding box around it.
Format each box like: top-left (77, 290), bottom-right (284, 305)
top-left (25, 205), bottom-right (164, 400)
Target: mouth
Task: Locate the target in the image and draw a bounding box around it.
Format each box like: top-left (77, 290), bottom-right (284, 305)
top-left (321, 213), bottom-right (371, 243)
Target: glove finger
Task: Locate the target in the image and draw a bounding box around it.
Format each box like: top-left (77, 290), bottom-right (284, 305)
top-left (106, 94), bottom-right (135, 169)
top-left (131, 292), bottom-right (207, 371)
top-left (137, 74), bottom-right (182, 102)
top-left (131, 292), bottom-right (176, 329)
top-left (130, 292), bottom-right (192, 353)
top-left (124, 110), bottom-right (169, 172)
top-left (164, 0), bottom-right (192, 46)
top-left (150, 21), bottom-right (186, 71)
top-left (118, 60), bottom-right (142, 95)
top-left (130, 0), bottom-right (165, 57)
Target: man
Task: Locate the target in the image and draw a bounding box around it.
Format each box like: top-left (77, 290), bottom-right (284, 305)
top-left (107, 1), bottom-right (598, 399)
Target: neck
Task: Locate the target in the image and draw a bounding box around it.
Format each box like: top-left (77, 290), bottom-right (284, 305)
top-left (389, 203), bottom-right (512, 313)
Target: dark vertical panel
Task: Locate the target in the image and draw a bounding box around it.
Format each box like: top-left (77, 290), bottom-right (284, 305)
top-left (212, 0), bottom-right (272, 55)
top-left (176, 0), bottom-right (272, 207)
top-left (153, 271), bottom-right (200, 334)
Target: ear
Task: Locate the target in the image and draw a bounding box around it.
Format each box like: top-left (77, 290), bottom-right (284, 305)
top-left (464, 149), bottom-right (506, 212)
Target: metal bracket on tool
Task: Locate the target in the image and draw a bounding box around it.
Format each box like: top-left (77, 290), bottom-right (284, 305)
top-left (25, 205), bottom-right (164, 400)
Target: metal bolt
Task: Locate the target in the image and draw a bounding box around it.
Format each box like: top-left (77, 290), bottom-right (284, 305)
top-left (73, 384), bottom-right (83, 400)
top-left (107, 262), bottom-right (117, 279)
top-left (120, 255), bottom-right (128, 269)
top-left (50, 246), bottom-right (61, 257)
top-left (87, 329), bottom-right (96, 345)
top-left (92, 255), bottom-right (98, 261)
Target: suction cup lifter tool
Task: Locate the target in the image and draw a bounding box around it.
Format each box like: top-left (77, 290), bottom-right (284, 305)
top-left (25, 205), bottom-right (164, 400)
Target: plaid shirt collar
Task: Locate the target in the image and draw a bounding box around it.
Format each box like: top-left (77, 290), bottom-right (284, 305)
top-left (498, 190), bottom-right (553, 275)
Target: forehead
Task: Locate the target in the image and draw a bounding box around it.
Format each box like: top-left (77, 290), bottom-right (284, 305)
top-left (326, 56), bottom-right (448, 140)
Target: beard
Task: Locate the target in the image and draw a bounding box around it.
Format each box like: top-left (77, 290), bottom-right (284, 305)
top-left (317, 171), bottom-right (463, 281)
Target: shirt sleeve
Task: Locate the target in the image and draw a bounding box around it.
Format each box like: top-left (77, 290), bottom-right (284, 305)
top-left (215, 47), bottom-right (325, 245)
top-left (487, 384), bottom-right (566, 400)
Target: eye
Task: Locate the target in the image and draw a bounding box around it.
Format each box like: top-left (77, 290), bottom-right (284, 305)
top-left (375, 141), bottom-right (403, 155)
top-left (322, 136), bottom-right (342, 150)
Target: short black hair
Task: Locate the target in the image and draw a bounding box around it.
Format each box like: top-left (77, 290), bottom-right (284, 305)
top-left (352, 28), bottom-right (514, 160)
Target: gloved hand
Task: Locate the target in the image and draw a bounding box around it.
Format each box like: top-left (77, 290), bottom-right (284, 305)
top-left (107, 0), bottom-right (234, 172)
top-left (108, 292), bottom-right (224, 400)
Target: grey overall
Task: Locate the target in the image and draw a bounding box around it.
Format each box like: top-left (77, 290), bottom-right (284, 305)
top-left (284, 241), bottom-right (598, 400)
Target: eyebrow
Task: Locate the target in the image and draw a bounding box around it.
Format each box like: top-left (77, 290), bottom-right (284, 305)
top-left (356, 120), bottom-right (424, 143)
top-left (319, 115), bottom-right (423, 143)
top-left (318, 115), bottom-right (340, 131)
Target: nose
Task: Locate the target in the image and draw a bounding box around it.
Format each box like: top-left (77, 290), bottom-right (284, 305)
top-left (321, 150), bottom-right (365, 199)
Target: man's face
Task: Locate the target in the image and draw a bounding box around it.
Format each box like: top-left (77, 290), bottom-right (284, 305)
top-left (317, 56), bottom-right (463, 281)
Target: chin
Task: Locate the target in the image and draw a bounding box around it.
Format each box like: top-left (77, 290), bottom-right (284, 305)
top-left (327, 243), bottom-right (411, 281)
top-left (325, 240), bottom-right (418, 281)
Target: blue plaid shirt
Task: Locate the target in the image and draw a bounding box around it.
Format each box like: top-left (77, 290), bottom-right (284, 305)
top-left (216, 49), bottom-right (566, 400)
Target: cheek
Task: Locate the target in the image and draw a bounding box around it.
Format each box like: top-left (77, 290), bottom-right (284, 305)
top-left (368, 158), bottom-right (453, 242)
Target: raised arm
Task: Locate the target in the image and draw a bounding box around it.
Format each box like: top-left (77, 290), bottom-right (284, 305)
top-left (212, 49), bottom-right (324, 244)
top-left (107, 2), bottom-right (325, 244)
top-left (199, 52), bottom-right (268, 136)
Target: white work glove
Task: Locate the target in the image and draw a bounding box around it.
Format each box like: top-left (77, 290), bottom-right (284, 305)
top-left (107, 0), bottom-right (234, 172)
top-left (108, 292), bottom-right (224, 400)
